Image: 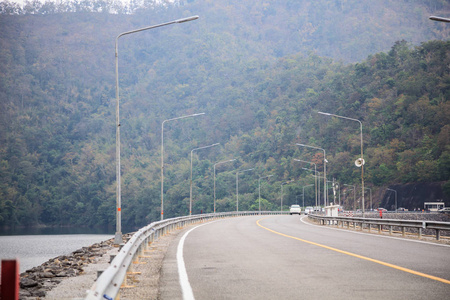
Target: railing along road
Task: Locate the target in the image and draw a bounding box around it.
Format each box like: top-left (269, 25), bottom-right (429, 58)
top-left (85, 211), bottom-right (286, 300)
top-left (308, 214), bottom-right (450, 240)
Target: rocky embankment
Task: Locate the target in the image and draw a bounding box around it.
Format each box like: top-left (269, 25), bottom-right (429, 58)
top-left (18, 239), bottom-right (113, 299)
top-left (17, 233), bottom-right (133, 299)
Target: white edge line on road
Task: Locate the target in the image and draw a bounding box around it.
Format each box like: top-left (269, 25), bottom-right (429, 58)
top-left (177, 221), bottom-right (219, 300)
top-left (300, 215), bottom-right (450, 248)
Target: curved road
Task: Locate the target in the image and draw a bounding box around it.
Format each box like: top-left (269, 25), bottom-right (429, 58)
top-left (160, 215), bottom-right (450, 299)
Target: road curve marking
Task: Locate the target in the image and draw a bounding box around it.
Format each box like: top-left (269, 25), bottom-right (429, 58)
top-left (177, 225), bottom-right (197, 300)
top-left (177, 220), bottom-right (220, 300)
top-left (256, 217), bottom-right (450, 285)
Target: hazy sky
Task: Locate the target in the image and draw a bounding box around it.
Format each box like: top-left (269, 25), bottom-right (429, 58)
top-left (5, 0), bottom-right (152, 6)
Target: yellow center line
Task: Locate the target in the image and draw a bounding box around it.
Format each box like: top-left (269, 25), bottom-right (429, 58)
top-left (256, 217), bottom-right (450, 285)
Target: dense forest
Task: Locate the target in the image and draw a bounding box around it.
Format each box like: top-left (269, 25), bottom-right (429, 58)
top-left (0, 0), bottom-right (449, 230)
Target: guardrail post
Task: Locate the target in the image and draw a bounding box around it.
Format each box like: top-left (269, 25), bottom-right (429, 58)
top-left (389, 226), bottom-right (393, 235)
top-left (378, 224), bottom-right (381, 234)
top-left (436, 229), bottom-right (440, 241)
top-left (418, 228), bottom-right (422, 239)
top-left (401, 227), bottom-right (405, 237)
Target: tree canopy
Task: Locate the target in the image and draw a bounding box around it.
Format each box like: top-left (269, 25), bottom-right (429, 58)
top-left (0, 0), bottom-right (449, 229)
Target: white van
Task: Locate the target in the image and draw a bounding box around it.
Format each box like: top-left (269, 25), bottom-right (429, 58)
top-left (289, 205), bottom-right (301, 215)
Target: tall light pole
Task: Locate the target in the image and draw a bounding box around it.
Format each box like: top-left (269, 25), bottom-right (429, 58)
top-left (296, 143), bottom-right (327, 207)
top-left (318, 111), bottom-right (365, 216)
top-left (387, 188), bottom-right (397, 212)
top-left (293, 159), bottom-right (317, 208)
top-left (258, 175), bottom-right (273, 215)
top-left (303, 168), bottom-right (322, 208)
top-left (114, 15), bottom-right (199, 244)
top-left (213, 159), bottom-right (236, 213)
top-left (161, 112), bottom-right (205, 220)
top-left (190, 143), bottom-right (219, 215)
top-left (302, 184), bottom-right (314, 208)
top-left (344, 184), bottom-right (356, 211)
top-left (365, 187), bottom-right (372, 211)
top-left (236, 168), bottom-right (254, 212)
top-left (280, 180), bottom-right (294, 212)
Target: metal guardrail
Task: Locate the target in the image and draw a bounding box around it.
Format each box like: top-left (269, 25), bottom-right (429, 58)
top-left (307, 214), bottom-right (450, 240)
top-left (85, 211), bottom-right (287, 300)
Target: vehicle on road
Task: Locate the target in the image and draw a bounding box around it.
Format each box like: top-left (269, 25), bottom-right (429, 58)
top-left (289, 205), bottom-right (301, 215)
top-left (304, 206), bottom-right (314, 215)
top-left (377, 208), bottom-right (387, 212)
top-left (438, 207), bottom-right (450, 213)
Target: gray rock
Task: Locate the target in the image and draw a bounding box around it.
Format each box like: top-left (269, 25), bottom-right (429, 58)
top-left (41, 271), bottom-right (55, 278)
top-left (20, 277), bottom-right (39, 288)
top-left (31, 289), bottom-right (46, 297)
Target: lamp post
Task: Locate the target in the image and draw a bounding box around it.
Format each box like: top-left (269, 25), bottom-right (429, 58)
top-left (280, 180), bottom-right (294, 212)
top-left (303, 184), bottom-right (314, 208)
top-left (161, 112), bottom-right (205, 220)
top-left (114, 15), bottom-right (199, 244)
top-left (190, 143), bottom-right (219, 215)
top-left (236, 168), bottom-right (254, 212)
top-left (344, 184), bottom-right (356, 211)
top-left (342, 190), bottom-right (347, 210)
top-left (296, 143), bottom-right (327, 206)
top-left (294, 159), bottom-right (317, 207)
top-left (318, 111), bottom-right (365, 216)
top-left (303, 168), bottom-right (322, 208)
top-left (429, 16), bottom-right (450, 22)
top-left (365, 187), bottom-right (372, 211)
top-left (258, 175), bottom-right (273, 215)
top-left (387, 188), bottom-right (397, 212)
top-left (213, 159), bottom-right (236, 213)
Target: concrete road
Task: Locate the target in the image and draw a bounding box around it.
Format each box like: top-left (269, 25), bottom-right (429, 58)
top-left (160, 215), bottom-right (450, 299)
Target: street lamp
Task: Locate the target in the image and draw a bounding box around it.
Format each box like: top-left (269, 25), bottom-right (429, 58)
top-left (296, 143), bottom-right (327, 206)
top-left (190, 143), bottom-right (220, 215)
top-left (343, 184), bottom-right (356, 211)
top-left (258, 175), bottom-right (273, 215)
top-left (280, 180), bottom-right (294, 212)
top-left (365, 187), bottom-right (372, 210)
top-left (161, 112), bottom-right (205, 220)
top-left (213, 159), bottom-right (236, 213)
top-left (236, 168), bottom-right (254, 212)
top-left (303, 168), bottom-right (322, 208)
top-left (387, 188), bottom-right (397, 212)
top-left (293, 159), bottom-right (317, 207)
top-left (318, 111), bottom-right (365, 216)
top-left (114, 15), bottom-right (199, 244)
top-left (429, 16), bottom-right (450, 22)
top-left (302, 184), bottom-right (314, 208)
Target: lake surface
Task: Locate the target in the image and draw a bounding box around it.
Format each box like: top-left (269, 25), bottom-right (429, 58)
top-left (0, 234), bottom-right (113, 275)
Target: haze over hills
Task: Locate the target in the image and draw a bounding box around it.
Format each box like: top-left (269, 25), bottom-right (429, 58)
top-left (0, 0), bottom-right (449, 229)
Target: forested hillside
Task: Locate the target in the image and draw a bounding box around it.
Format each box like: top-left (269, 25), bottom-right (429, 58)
top-left (0, 0), bottom-right (449, 229)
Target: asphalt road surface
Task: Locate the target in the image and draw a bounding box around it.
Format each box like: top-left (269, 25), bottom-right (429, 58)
top-left (160, 215), bottom-right (450, 299)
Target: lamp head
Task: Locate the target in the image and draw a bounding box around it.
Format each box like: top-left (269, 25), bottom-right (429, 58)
top-left (176, 16), bottom-right (199, 23)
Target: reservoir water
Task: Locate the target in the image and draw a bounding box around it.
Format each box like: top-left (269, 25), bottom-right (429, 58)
top-left (0, 227), bottom-right (116, 276)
